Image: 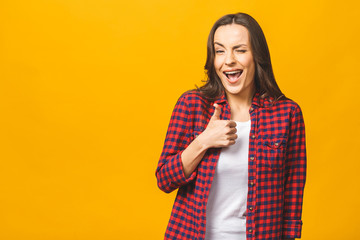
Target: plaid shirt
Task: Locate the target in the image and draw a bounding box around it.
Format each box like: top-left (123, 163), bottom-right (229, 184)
top-left (156, 90), bottom-right (306, 240)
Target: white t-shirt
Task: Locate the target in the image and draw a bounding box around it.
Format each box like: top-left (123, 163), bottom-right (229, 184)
top-left (205, 119), bottom-right (251, 240)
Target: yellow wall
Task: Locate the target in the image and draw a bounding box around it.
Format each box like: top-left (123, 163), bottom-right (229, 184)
top-left (1, 0), bottom-right (359, 239)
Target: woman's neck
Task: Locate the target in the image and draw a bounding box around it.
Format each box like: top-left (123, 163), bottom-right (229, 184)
top-left (225, 85), bottom-right (256, 122)
top-left (226, 85), bottom-right (256, 110)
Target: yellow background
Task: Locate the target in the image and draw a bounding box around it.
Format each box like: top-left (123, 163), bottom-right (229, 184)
top-left (1, 0), bottom-right (359, 239)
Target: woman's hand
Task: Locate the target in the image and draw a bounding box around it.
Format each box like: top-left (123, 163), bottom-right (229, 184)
top-left (180, 103), bottom-right (238, 178)
top-left (197, 103), bottom-right (237, 149)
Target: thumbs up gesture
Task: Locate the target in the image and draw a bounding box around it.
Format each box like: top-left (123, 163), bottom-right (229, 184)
top-left (197, 103), bottom-right (238, 149)
top-left (210, 102), bottom-right (222, 121)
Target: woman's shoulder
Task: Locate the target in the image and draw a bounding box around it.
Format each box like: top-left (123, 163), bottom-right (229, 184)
top-left (178, 89), bottom-right (213, 106)
top-left (274, 95), bottom-right (304, 115)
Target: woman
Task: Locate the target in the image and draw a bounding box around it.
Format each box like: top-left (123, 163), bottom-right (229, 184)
top-left (155, 12), bottom-right (306, 240)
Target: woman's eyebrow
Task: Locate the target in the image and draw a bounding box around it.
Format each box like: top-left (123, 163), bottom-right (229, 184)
top-left (233, 44), bottom-right (247, 48)
top-left (214, 42), bottom-right (247, 49)
top-left (214, 42), bottom-right (225, 47)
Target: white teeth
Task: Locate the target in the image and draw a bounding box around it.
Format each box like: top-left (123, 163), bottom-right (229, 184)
top-left (224, 70), bottom-right (242, 74)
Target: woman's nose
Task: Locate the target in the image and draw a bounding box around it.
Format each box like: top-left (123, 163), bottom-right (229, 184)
top-left (225, 52), bottom-right (236, 65)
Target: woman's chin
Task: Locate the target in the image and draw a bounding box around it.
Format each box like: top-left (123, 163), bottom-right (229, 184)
top-left (225, 88), bottom-right (243, 96)
top-left (223, 83), bottom-right (244, 94)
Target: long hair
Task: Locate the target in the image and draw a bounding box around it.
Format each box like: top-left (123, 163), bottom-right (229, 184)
top-left (195, 12), bottom-right (285, 102)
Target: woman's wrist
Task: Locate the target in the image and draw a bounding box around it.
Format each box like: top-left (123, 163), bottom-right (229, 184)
top-left (195, 132), bottom-right (211, 150)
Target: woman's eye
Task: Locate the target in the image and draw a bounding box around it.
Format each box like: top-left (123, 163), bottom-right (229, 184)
top-left (215, 50), bottom-right (224, 54)
top-left (236, 50), bottom-right (247, 53)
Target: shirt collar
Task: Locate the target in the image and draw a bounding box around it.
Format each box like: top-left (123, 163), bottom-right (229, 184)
top-left (214, 91), bottom-right (275, 108)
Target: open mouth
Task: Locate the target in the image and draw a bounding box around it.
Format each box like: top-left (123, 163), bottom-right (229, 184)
top-left (223, 70), bottom-right (243, 82)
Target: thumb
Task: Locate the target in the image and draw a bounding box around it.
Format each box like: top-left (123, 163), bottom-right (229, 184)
top-left (210, 103), bottom-right (221, 121)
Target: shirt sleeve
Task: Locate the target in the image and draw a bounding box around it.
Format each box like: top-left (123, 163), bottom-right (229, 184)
top-left (155, 93), bottom-right (198, 193)
top-left (282, 104), bottom-right (307, 238)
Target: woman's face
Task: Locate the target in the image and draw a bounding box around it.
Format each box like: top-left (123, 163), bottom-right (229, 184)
top-left (214, 23), bottom-right (255, 97)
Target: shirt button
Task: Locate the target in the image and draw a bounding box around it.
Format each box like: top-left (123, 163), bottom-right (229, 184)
top-left (251, 135), bottom-right (256, 139)
top-left (249, 207), bottom-right (253, 211)
top-left (249, 229), bottom-right (253, 233)
top-left (250, 107), bottom-right (254, 111)
top-left (250, 156), bottom-right (254, 160)
top-left (274, 142), bottom-right (279, 146)
top-left (250, 181), bottom-right (255, 186)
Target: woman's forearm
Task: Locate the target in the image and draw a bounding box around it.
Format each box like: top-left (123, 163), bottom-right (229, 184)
top-left (181, 134), bottom-right (209, 178)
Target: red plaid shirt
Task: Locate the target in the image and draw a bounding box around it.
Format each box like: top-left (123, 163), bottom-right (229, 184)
top-left (156, 90), bottom-right (306, 240)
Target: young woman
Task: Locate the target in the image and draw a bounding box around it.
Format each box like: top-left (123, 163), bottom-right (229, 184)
top-left (155, 12), bottom-right (306, 240)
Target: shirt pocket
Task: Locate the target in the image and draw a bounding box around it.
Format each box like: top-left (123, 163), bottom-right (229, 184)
top-left (262, 137), bottom-right (287, 170)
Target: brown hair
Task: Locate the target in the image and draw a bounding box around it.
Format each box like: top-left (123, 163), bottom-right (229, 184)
top-left (195, 12), bottom-right (285, 101)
